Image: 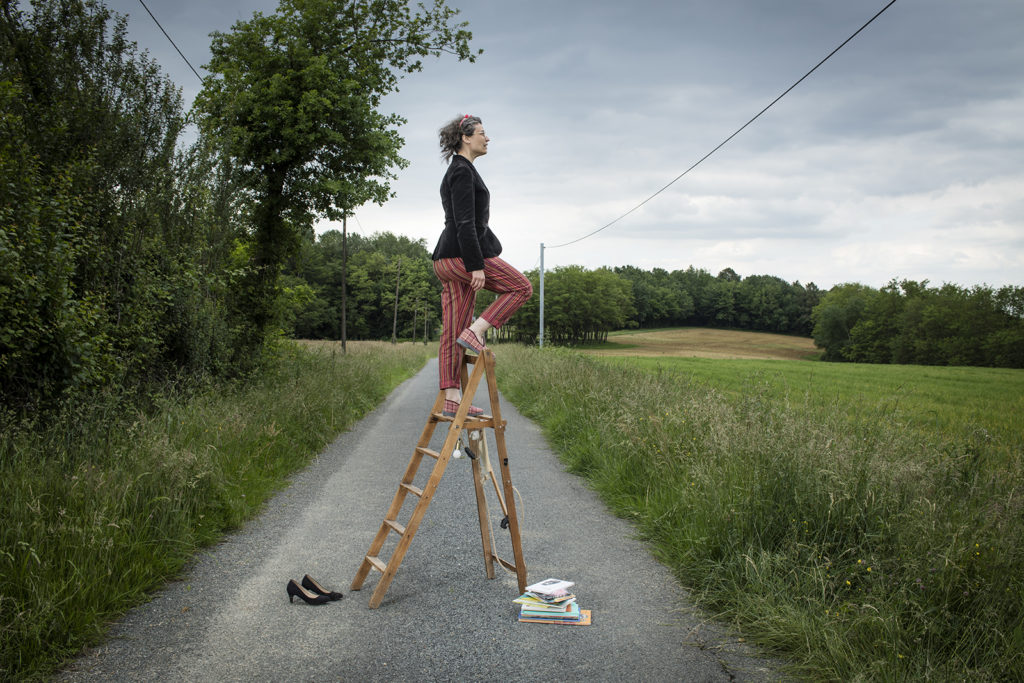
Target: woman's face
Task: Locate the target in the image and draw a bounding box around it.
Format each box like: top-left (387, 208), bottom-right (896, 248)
top-left (462, 124), bottom-right (489, 159)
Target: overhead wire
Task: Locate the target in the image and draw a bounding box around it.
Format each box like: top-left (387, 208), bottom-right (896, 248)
top-left (545, 0), bottom-right (898, 250)
top-left (137, 0), bottom-right (204, 83)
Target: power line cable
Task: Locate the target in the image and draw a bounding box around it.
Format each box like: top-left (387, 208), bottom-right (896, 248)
top-left (137, 0), bottom-right (204, 83)
top-left (546, 0), bottom-right (898, 250)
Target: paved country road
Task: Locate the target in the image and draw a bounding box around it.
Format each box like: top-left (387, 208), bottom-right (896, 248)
top-left (59, 359), bottom-right (786, 682)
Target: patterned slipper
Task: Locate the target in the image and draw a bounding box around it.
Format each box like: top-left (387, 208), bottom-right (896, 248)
top-left (442, 399), bottom-right (485, 418)
top-left (456, 328), bottom-right (486, 354)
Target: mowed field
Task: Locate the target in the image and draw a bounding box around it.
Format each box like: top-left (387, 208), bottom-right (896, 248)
top-left (589, 327), bottom-right (820, 361)
top-left (578, 327), bottom-right (1024, 441)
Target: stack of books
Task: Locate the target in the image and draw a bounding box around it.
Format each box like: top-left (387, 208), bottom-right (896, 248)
top-left (514, 578), bottom-right (591, 626)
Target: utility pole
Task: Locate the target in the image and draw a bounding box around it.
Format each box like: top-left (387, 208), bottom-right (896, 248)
top-left (341, 214), bottom-right (348, 354)
top-left (391, 256), bottom-right (401, 344)
top-left (539, 242), bottom-right (545, 348)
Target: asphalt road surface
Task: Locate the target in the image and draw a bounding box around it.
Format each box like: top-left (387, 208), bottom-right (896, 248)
top-left (59, 358), bottom-right (785, 682)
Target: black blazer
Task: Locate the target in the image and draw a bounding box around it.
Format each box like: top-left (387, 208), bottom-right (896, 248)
top-left (431, 154), bottom-right (502, 272)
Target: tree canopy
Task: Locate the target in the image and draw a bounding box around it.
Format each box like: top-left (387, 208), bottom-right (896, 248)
top-left (193, 0), bottom-right (479, 347)
top-left (1, 0), bottom-right (241, 407)
top-left (812, 280), bottom-right (1024, 367)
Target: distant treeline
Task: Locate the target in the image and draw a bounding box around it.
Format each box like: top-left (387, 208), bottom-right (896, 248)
top-left (287, 233), bottom-right (823, 343)
top-left (492, 265), bottom-right (823, 345)
top-left (287, 233), bottom-right (1024, 369)
top-left (812, 280), bottom-right (1024, 367)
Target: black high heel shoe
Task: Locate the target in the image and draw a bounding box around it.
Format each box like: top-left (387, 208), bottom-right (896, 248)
top-left (287, 578), bottom-right (330, 605)
top-left (302, 574), bottom-right (343, 601)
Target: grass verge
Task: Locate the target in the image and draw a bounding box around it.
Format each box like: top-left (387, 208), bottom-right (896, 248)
top-left (0, 341), bottom-right (433, 681)
top-left (495, 345), bottom-right (1023, 681)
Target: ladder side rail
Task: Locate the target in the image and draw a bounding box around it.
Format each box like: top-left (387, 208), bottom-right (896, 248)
top-left (366, 356), bottom-right (489, 607)
top-left (351, 391), bottom-right (447, 592)
top-left (469, 440), bottom-right (497, 579)
top-left (483, 351), bottom-right (529, 594)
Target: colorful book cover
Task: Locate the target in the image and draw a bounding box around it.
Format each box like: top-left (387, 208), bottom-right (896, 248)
top-left (513, 594), bottom-right (577, 609)
top-left (520, 602), bottom-right (581, 620)
top-left (518, 609), bottom-right (592, 626)
top-left (525, 578), bottom-right (575, 596)
top-left (522, 592), bottom-right (576, 604)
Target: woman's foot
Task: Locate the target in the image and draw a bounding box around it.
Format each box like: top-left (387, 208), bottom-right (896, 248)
top-left (442, 399), bottom-right (484, 418)
top-left (456, 328), bottom-right (486, 353)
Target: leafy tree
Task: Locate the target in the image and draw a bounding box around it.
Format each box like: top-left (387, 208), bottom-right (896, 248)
top-left (193, 0), bottom-right (479, 354)
top-left (672, 266), bottom-right (717, 325)
top-left (614, 265), bottom-right (690, 328)
top-left (786, 281), bottom-right (823, 336)
top-left (506, 266), bottom-right (631, 345)
top-left (710, 278), bottom-right (738, 327)
top-left (811, 283), bottom-right (876, 361)
top-left (845, 282), bottom-right (903, 363)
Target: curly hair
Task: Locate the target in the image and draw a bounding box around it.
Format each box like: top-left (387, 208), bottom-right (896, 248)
top-left (439, 115), bottom-right (483, 162)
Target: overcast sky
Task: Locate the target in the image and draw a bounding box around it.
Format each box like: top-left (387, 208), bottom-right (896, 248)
top-left (102, 0), bottom-right (1024, 289)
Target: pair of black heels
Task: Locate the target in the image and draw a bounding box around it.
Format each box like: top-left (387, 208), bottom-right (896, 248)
top-left (286, 574), bottom-right (343, 605)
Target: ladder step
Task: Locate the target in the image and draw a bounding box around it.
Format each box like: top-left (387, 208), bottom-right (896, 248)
top-left (401, 483), bottom-right (424, 497)
top-left (434, 413), bottom-right (495, 427)
top-left (416, 447), bottom-right (440, 460)
top-left (365, 555), bottom-right (386, 573)
top-left (384, 519), bottom-right (406, 535)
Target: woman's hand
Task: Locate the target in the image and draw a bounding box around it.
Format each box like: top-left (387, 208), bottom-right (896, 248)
top-left (469, 269), bottom-right (485, 291)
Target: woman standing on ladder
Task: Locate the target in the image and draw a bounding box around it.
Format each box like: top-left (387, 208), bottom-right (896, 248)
top-left (432, 115), bottom-right (532, 418)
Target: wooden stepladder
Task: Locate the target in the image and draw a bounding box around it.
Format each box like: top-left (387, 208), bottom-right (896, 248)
top-left (350, 349), bottom-right (527, 608)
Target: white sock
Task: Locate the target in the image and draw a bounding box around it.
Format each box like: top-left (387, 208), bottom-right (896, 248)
top-left (469, 318), bottom-right (491, 339)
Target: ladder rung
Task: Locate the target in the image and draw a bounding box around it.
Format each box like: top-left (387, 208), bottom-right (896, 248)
top-left (416, 447), bottom-right (440, 460)
top-left (434, 413), bottom-right (493, 425)
top-left (384, 519), bottom-right (406, 535)
top-left (366, 555), bottom-right (386, 573)
top-left (401, 483), bottom-right (424, 497)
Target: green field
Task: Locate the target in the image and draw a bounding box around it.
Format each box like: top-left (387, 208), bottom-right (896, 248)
top-left (496, 332), bottom-right (1024, 681)
top-left (601, 355), bottom-right (1024, 443)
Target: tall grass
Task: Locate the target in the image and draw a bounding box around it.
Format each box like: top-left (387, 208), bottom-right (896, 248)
top-left (496, 345), bottom-right (1023, 681)
top-left (0, 341), bottom-right (433, 681)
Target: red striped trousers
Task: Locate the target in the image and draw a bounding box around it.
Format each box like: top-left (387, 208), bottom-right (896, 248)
top-left (433, 256), bottom-right (533, 390)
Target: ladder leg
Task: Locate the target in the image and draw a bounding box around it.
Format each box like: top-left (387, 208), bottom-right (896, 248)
top-left (468, 431), bottom-right (496, 579)
top-left (481, 350), bottom-right (528, 594)
top-left (353, 357), bottom-right (489, 607)
top-left (368, 420), bottom-right (462, 607)
top-left (351, 390), bottom-right (446, 593)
